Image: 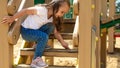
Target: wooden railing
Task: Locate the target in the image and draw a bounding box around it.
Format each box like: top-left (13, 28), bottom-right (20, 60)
top-left (7, 0), bottom-right (34, 45)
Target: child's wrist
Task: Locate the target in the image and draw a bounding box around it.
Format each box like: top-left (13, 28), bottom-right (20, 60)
top-left (11, 16), bottom-right (15, 21)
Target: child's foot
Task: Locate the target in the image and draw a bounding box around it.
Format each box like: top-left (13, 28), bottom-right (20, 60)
top-left (30, 63), bottom-right (40, 68)
top-left (37, 57), bottom-right (48, 67)
top-left (45, 45), bottom-right (52, 49)
top-left (30, 57), bottom-right (40, 68)
top-left (31, 57), bottom-right (48, 68)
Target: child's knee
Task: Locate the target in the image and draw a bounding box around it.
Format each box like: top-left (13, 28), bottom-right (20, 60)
top-left (47, 23), bottom-right (55, 31)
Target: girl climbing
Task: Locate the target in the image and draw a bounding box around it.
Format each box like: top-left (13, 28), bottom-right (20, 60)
top-left (1, 0), bottom-right (70, 67)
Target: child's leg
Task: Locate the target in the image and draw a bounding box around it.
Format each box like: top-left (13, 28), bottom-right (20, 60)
top-left (21, 26), bottom-right (48, 58)
top-left (32, 23), bottom-right (55, 49)
top-left (38, 23), bottom-right (55, 49)
top-left (39, 23), bottom-right (55, 35)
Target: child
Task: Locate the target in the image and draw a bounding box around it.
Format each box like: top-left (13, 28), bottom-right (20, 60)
top-left (1, 0), bottom-right (70, 67)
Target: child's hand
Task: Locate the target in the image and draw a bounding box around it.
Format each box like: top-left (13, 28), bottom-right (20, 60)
top-left (61, 42), bottom-right (70, 49)
top-left (1, 16), bottom-right (14, 24)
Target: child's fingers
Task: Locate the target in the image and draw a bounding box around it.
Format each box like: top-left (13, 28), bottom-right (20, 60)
top-left (1, 19), bottom-right (8, 24)
top-left (1, 20), bottom-right (11, 25)
top-left (1, 19), bottom-right (12, 24)
top-left (3, 17), bottom-right (8, 20)
top-left (1, 16), bottom-right (12, 24)
top-left (65, 47), bottom-right (70, 49)
top-left (1, 20), bottom-right (6, 24)
top-left (1, 17), bottom-right (7, 23)
top-left (64, 45), bottom-right (70, 49)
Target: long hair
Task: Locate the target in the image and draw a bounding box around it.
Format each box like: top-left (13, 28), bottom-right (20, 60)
top-left (47, 0), bottom-right (70, 31)
top-left (37, 0), bottom-right (70, 31)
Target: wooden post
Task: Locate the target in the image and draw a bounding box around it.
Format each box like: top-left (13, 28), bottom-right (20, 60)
top-left (78, 0), bottom-right (93, 68)
top-left (7, 0), bottom-right (22, 15)
top-left (108, 0), bottom-right (115, 53)
top-left (101, 0), bottom-right (108, 22)
top-left (101, 0), bottom-right (107, 67)
top-left (0, 0), bottom-right (13, 68)
top-left (93, 0), bottom-right (101, 68)
top-left (101, 28), bottom-right (107, 68)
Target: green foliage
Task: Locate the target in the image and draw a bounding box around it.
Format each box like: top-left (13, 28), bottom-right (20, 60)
top-left (64, 0), bottom-right (73, 19)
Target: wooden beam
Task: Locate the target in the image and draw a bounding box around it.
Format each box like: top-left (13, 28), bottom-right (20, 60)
top-left (7, 0), bottom-right (22, 15)
top-left (101, 0), bottom-right (107, 24)
top-left (73, 16), bottom-right (79, 47)
top-left (108, 0), bottom-right (115, 53)
top-left (8, 0), bottom-right (34, 45)
top-left (100, 0), bottom-right (107, 68)
top-left (101, 14), bottom-right (120, 24)
top-left (49, 33), bottom-right (73, 39)
top-left (45, 0), bottom-right (52, 4)
top-left (78, 0), bottom-right (93, 68)
top-left (73, 0), bottom-right (79, 19)
top-left (0, 0), bottom-right (12, 68)
top-left (20, 48), bottom-right (78, 57)
top-left (93, 0), bottom-right (101, 68)
top-left (101, 29), bottom-right (107, 68)
top-left (16, 64), bottom-right (75, 68)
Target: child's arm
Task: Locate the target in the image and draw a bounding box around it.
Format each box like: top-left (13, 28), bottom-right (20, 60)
top-left (1, 7), bottom-right (37, 24)
top-left (54, 27), bottom-right (70, 49)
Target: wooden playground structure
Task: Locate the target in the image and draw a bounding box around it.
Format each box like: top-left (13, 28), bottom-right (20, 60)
top-left (1, 0), bottom-right (120, 68)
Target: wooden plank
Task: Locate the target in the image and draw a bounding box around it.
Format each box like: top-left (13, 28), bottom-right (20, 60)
top-left (101, 28), bottom-right (107, 33)
top-left (21, 48), bottom-right (78, 52)
top-left (101, 0), bottom-right (107, 24)
top-left (61, 24), bottom-right (74, 33)
top-left (61, 19), bottom-right (75, 33)
top-left (0, 0), bottom-right (12, 68)
top-left (44, 52), bottom-right (77, 57)
top-left (45, 0), bottom-right (52, 4)
top-left (78, 0), bottom-right (93, 68)
top-left (16, 64), bottom-right (75, 68)
top-left (108, 27), bottom-right (114, 53)
top-left (73, 16), bottom-right (79, 47)
top-left (7, 0), bottom-right (22, 15)
top-left (100, 0), bottom-right (107, 68)
top-left (101, 31), bottom-right (107, 68)
top-left (101, 16), bottom-right (114, 24)
top-left (8, 0), bottom-right (34, 45)
top-left (20, 48), bottom-right (78, 57)
top-left (114, 14), bottom-right (120, 20)
top-left (73, 0), bottom-right (79, 18)
top-left (93, 0), bottom-right (101, 67)
top-left (25, 56), bottom-right (33, 65)
top-left (91, 29), bottom-right (97, 68)
top-left (114, 48), bottom-right (120, 53)
top-left (63, 19), bottom-right (75, 24)
top-left (49, 33), bottom-right (73, 39)
top-left (109, 0), bottom-right (115, 17)
top-left (108, 0), bottom-right (115, 53)
top-left (101, 14), bottom-right (120, 24)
